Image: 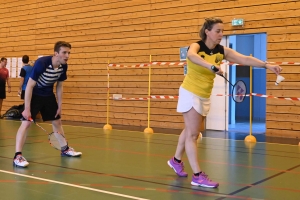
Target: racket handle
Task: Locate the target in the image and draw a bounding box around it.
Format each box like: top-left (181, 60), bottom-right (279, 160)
top-left (211, 65), bottom-right (219, 72)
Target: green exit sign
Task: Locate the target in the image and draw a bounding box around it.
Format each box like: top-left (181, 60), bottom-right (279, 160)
top-left (232, 19), bottom-right (244, 26)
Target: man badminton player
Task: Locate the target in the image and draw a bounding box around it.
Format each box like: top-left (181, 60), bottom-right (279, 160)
top-left (13, 41), bottom-right (82, 168)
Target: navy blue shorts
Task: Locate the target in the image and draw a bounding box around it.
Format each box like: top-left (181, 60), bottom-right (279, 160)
top-left (0, 86), bottom-right (5, 99)
top-left (22, 94), bottom-right (61, 121)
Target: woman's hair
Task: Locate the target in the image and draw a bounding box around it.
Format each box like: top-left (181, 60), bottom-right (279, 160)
top-left (199, 17), bottom-right (223, 41)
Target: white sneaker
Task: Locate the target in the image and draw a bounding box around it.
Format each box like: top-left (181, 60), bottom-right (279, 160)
top-left (61, 147), bottom-right (82, 157)
top-left (13, 155), bottom-right (29, 167)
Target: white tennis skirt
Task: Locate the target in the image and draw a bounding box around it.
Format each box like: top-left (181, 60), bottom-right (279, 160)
top-left (176, 86), bottom-right (211, 116)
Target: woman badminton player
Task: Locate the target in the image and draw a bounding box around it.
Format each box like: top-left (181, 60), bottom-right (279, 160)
top-left (167, 17), bottom-right (282, 188)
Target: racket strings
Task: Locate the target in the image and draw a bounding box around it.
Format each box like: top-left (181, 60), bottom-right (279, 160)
top-left (233, 80), bottom-right (247, 103)
top-left (31, 119), bottom-right (68, 151)
top-left (49, 132), bottom-right (68, 150)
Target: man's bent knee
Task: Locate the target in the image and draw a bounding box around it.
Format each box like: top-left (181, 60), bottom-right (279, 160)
top-left (21, 121), bottom-right (32, 129)
top-left (52, 119), bottom-right (62, 127)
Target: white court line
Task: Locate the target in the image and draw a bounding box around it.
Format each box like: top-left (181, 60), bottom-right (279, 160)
top-left (0, 170), bottom-right (149, 200)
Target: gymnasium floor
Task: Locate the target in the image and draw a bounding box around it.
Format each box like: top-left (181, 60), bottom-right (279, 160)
top-left (0, 119), bottom-right (299, 200)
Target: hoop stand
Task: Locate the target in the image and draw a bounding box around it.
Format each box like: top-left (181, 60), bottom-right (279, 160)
top-left (245, 62), bottom-right (256, 143)
top-left (103, 60), bottom-right (112, 130)
top-left (144, 55), bottom-right (154, 134)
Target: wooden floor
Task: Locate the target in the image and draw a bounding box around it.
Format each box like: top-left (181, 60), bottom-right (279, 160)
top-left (0, 119), bottom-right (299, 200)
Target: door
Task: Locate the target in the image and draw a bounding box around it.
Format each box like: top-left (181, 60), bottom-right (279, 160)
top-left (206, 36), bottom-right (229, 131)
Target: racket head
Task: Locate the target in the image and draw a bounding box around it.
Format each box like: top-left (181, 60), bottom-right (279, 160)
top-left (232, 80), bottom-right (247, 103)
top-left (48, 132), bottom-right (68, 150)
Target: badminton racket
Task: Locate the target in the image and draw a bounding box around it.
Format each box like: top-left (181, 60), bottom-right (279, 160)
top-left (211, 65), bottom-right (247, 103)
top-left (29, 118), bottom-right (67, 150)
top-left (219, 74), bottom-right (247, 103)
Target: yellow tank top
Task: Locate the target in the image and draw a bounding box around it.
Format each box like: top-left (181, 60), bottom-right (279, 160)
top-left (181, 40), bottom-right (225, 98)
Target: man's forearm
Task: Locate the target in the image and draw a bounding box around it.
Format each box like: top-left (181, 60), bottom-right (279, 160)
top-left (24, 86), bottom-right (33, 110)
top-left (56, 83), bottom-right (63, 108)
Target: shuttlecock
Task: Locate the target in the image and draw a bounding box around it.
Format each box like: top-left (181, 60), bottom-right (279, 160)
top-left (275, 75), bottom-right (285, 85)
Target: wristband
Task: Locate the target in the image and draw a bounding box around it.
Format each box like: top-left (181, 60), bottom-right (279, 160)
top-left (264, 61), bottom-right (269, 68)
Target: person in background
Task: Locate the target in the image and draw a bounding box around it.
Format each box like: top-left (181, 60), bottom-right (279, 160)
top-left (0, 57), bottom-right (11, 117)
top-left (18, 55), bottom-right (33, 100)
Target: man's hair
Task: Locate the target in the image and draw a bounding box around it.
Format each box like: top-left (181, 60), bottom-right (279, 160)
top-left (199, 17), bottom-right (223, 41)
top-left (1, 57), bottom-right (7, 62)
top-left (22, 55), bottom-right (29, 63)
top-left (54, 41), bottom-right (71, 53)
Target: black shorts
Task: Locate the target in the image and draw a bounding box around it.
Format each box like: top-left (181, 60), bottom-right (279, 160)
top-left (22, 94), bottom-right (61, 121)
top-left (21, 90), bottom-right (25, 100)
top-left (0, 86), bottom-right (5, 99)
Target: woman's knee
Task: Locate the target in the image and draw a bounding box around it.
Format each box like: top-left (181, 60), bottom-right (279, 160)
top-left (185, 130), bottom-right (200, 141)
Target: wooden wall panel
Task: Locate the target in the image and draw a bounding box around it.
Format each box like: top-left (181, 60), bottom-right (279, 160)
top-left (1, 0), bottom-right (300, 137)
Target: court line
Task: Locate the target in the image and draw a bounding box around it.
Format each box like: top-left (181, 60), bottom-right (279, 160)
top-left (2, 178), bottom-right (300, 195)
top-left (1, 131), bottom-right (299, 176)
top-left (0, 169), bottom-right (149, 200)
top-left (59, 122), bottom-right (300, 147)
top-left (0, 156), bottom-right (228, 197)
top-left (0, 166), bottom-right (254, 200)
top-left (0, 179), bottom-right (261, 200)
top-left (2, 121), bottom-right (299, 175)
top-left (69, 143), bottom-right (300, 175)
top-left (38, 131), bottom-right (298, 160)
top-left (1, 153), bottom-right (299, 199)
top-left (0, 128), bottom-right (295, 157)
top-left (5, 119), bottom-right (300, 147)
top-left (3, 126), bottom-right (295, 158)
top-left (34, 132), bottom-right (300, 156)
top-left (215, 164), bottom-right (300, 200)
top-left (2, 154), bottom-right (299, 196)
top-left (2, 120), bottom-right (299, 199)
top-left (1, 134), bottom-right (299, 174)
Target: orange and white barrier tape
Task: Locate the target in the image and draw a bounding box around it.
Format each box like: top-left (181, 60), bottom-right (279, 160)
top-left (151, 61), bottom-right (230, 66)
top-left (150, 94), bottom-right (250, 98)
top-left (151, 61), bottom-right (300, 66)
top-left (108, 62), bottom-right (186, 67)
top-left (108, 63), bottom-right (151, 68)
top-left (150, 61), bottom-right (244, 66)
top-left (151, 62), bottom-right (186, 66)
top-left (212, 93), bottom-right (300, 101)
top-left (108, 61), bottom-right (300, 68)
top-left (150, 95), bottom-right (178, 99)
top-left (110, 97), bottom-right (148, 100)
top-left (267, 61), bottom-right (300, 65)
top-left (111, 93), bottom-right (300, 101)
top-left (251, 93), bottom-right (300, 101)
top-left (223, 61), bottom-right (300, 66)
